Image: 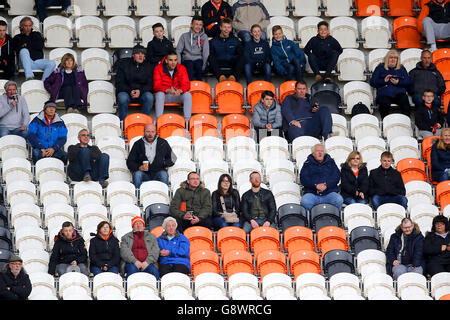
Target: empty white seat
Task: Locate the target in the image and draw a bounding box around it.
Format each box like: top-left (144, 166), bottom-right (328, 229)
top-left (351, 113), bottom-right (380, 142)
top-left (140, 180), bottom-right (170, 207)
top-left (194, 272), bottom-right (227, 300)
top-left (343, 81), bottom-right (374, 115)
top-left (39, 181), bottom-right (71, 209)
top-left (324, 136), bottom-right (353, 161)
top-left (102, 0), bottom-right (132, 16)
top-left (7, 180), bottom-right (37, 207)
top-left (168, 159), bottom-right (197, 192)
top-left (167, 0), bottom-right (194, 16)
top-left (49, 48), bottom-right (78, 67)
top-left (73, 181), bottom-right (104, 207)
top-left (337, 49), bottom-right (367, 81)
top-left (81, 49), bottom-right (111, 81)
top-left (405, 180), bottom-right (434, 209)
top-left (226, 136), bottom-right (257, 165)
top-left (171, 16), bottom-right (192, 47)
top-left (228, 272), bottom-right (261, 300)
top-left (267, 16), bottom-right (296, 42)
top-left (87, 80), bottom-right (116, 113)
top-left (295, 273), bottom-right (329, 300)
top-left (199, 160), bottom-right (229, 192)
top-left (271, 181), bottom-right (301, 209)
top-left (15, 226), bottom-right (46, 253)
top-left (389, 136), bottom-right (420, 162)
top-left (259, 136), bottom-right (290, 165)
top-left (323, 0), bottom-right (353, 16)
top-left (75, 16), bottom-right (105, 48)
top-left (292, 136), bottom-right (321, 169)
top-left (58, 272), bottom-right (91, 299)
top-left (194, 136), bottom-right (224, 163)
top-left (292, 0), bottom-right (320, 16)
top-left (91, 114), bottom-right (121, 140)
top-left (232, 158), bottom-right (262, 188)
top-left (356, 249), bottom-right (386, 280)
top-left (331, 113), bottom-right (348, 137)
top-left (431, 272), bottom-right (450, 300)
top-left (160, 272), bottom-right (192, 299)
top-left (357, 136), bottom-right (386, 162)
top-left (361, 16), bottom-right (391, 48)
top-left (72, 0), bottom-right (100, 16)
top-left (111, 203), bottom-right (140, 229)
top-left (107, 16), bottom-right (136, 48)
top-left (93, 272), bottom-right (125, 300)
top-left (44, 202), bottom-right (75, 231)
top-left (35, 157), bottom-right (66, 184)
top-left (96, 136), bottom-right (127, 160)
top-left (409, 204), bottom-right (438, 236)
top-left (28, 272), bottom-right (57, 300)
top-left (265, 158), bottom-right (296, 186)
top-left (8, 0), bottom-right (35, 16)
top-left (376, 203), bottom-right (406, 248)
top-left (108, 158), bottom-right (132, 183)
top-left (165, 135), bottom-right (192, 160)
top-left (20, 249), bottom-right (49, 274)
top-left (261, 273), bottom-right (295, 300)
top-left (400, 48), bottom-right (423, 73)
top-left (107, 181), bottom-right (136, 207)
top-left (329, 273), bottom-right (362, 300)
top-left (43, 16), bottom-right (73, 48)
top-left (382, 113), bottom-right (412, 143)
top-left (135, 0), bottom-right (162, 16)
top-left (297, 16), bottom-right (323, 48)
top-left (2, 157), bottom-right (32, 185)
top-left (368, 48), bottom-right (390, 72)
top-left (11, 203), bottom-right (41, 231)
top-left (363, 273), bottom-right (396, 300)
top-left (397, 272), bottom-right (430, 300)
top-left (343, 203), bottom-right (375, 233)
top-left (329, 17), bottom-right (358, 48)
top-left (127, 272), bottom-right (160, 300)
top-left (21, 80), bottom-right (51, 113)
top-left (78, 203), bottom-right (108, 236)
top-left (139, 16), bottom-right (167, 46)
top-left (11, 16), bottom-right (40, 38)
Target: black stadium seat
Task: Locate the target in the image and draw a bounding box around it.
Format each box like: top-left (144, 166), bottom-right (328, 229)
top-left (144, 203), bottom-right (170, 231)
top-left (0, 226), bottom-right (12, 250)
top-left (350, 226), bottom-right (382, 255)
top-left (310, 203), bottom-right (342, 232)
top-left (310, 81), bottom-right (341, 114)
top-left (0, 205), bottom-right (7, 228)
top-left (278, 203), bottom-right (308, 231)
top-left (0, 248), bottom-right (12, 269)
top-left (323, 249), bottom-right (355, 278)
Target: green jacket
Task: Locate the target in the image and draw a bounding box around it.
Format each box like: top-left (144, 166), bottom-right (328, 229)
top-left (170, 181), bottom-right (212, 220)
top-left (120, 231), bottom-right (159, 265)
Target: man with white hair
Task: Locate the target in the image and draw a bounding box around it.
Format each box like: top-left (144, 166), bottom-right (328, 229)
top-left (300, 144), bottom-right (343, 211)
top-left (0, 255), bottom-right (32, 300)
top-left (0, 80), bottom-right (30, 138)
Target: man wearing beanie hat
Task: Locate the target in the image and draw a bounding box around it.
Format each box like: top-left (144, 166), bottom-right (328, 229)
top-left (0, 255), bottom-right (32, 300)
top-left (27, 100), bottom-right (67, 163)
top-left (116, 44), bottom-right (154, 121)
top-left (120, 215), bottom-right (160, 278)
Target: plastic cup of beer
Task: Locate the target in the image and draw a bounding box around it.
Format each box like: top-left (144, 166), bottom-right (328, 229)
top-left (143, 161), bottom-right (149, 170)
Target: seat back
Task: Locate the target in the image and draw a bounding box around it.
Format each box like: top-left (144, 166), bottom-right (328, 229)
top-left (310, 203), bottom-right (342, 231)
top-left (278, 203), bottom-right (309, 231)
top-left (256, 250), bottom-right (287, 279)
top-left (349, 226), bottom-right (381, 255)
top-left (221, 114), bottom-right (251, 143)
top-left (386, 0), bottom-right (414, 16)
top-left (396, 158), bottom-right (427, 184)
top-left (355, 0), bottom-right (383, 16)
top-left (123, 113), bottom-right (153, 141)
top-left (393, 16), bottom-right (423, 48)
top-left (217, 227), bottom-right (248, 255)
top-left (189, 114), bottom-right (219, 143)
top-left (190, 250), bottom-right (221, 279)
top-left (323, 249), bottom-right (355, 277)
top-left (433, 49), bottom-right (450, 81)
top-left (250, 226), bottom-right (280, 257)
top-left (156, 113), bottom-right (186, 139)
top-left (310, 81), bottom-right (341, 114)
top-left (184, 226), bottom-right (214, 254)
top-left (246, 81), bottom-right (277, 113)
top-left (190, 81), bottom-right (213, 114)
top-left (283, 226), bottom-right (315, 254)
top-left (279, 80), bottom-right (296, 103)
top-left (317, 226), bottom-right (348, 255)
top-left (222, 250), bottom-right (254, 278)
top-left (214, 81), bottom-right (245, 114)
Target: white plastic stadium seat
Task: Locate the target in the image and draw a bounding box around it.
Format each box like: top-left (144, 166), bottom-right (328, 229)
top-left (11, 203), bottom-right (41, 230)
top-left (226, 136), bottom-right (257, 165)
top-left (292, 136), bottom-right (321, 170)
top-left (20, 249), bottom-right (49, 274)
top-left (28, 272), bottom-right (57, 300)
top-left (107, 181), bottom-right (136, 207)
top-left (324, 136), bottom-right (353, 161)
top-left (160, 272), bottom-right (192, 300)
top-left (87, 81), bottom-right (116, 113)
top-left (262, 273), bottom-right (296, 300)
top-left (110, 203), bottom-right (140, 229)
top-left (15, 226), bottom-right (46, 253)
top-left (11, 16), bottom-right (40, 38)
top-left (228, 272), bottom-right (261, 300)
top-left (91, 114), bottom-right (121, 140)
top-left (44, 202), bottom-right (75, 231)
top-left (329, 273), bottom-right (362, 300)
top-left (267, 17), bottom-right (296, 42)
top-left (7, 0), bottom-right (35, 16)
top-left (166, 0), bottom-right (194, 16)
top-left (2, 157), bottom-right (32, 185)
top-left (261, 0), bottom-right (289, 16)
top-left (40, 181), bottom-right (71, 210)
top-left (7, 180), bottom-right (37, 207)
top-left (73, 181), bottom-right (104, 207)
top-left (127, 272), bottom-right (160, 300)
top-left (48, 48), bottom-right (78, 68)
top-left (166, 136), bottom-right (192, 160)
top-left (397, 272), bottom-right (431, 300)
top-left (356, 249), bottom-right (386, 280)
top-left (102, 0), bottom-right (132, 16)
top-left (232, 159), bottom-right (262, 188)
top-left (323, 0), bottom-right (353, 16)
top-left (58, 272), bottom-right (91, 300)
top-left (140, 181), bottom-right (170, 207)
top-left (72, 0), bottom-right (100, 16)
top-left (265, 159), bottom-right (296, 186)
top-left (135, 0), bottom-right (162, 16)
top-left (96, 136), bottom-right (127, 160)
top-left (376, 203), bottom-right (406, 249)
top-left (35, 157), bottom-right (66, 184)
top-left (43, 16), bottom-right (73, 48)
top-left (194, 136), bottom-right (224, 163)
top-left (21, 80), bottom-right (50, 113)
top-left (357, 136), bottom-right (386, 162)
top-left (168, 159), bottom-right (197, 192)
top-left (295, 273), bottom-right (329, 300)
top-left (259, 136), bottom-right (290, 166)
top-left (194, 272), bottom-right (227, 300)
top-left (78, 204), bottom-right (108, 236)
top-left (331, 113), bottom-right (348, 137)
top-left (343, 203), bottom-right (375, 233)
top-left (271, 181), bottom-right (301, 209)
top-left (400, 48), bottom-right (423, 73)
top-left (368, 48), bottom-right (390, 72)
top-left (407, 191), bottom-right (435, 223)
top-left (382, 113), bottom-right (413, 143)
top-left (93, 272), bottom-right (125, 300)
top-left (329, 17), bottom-right (358, 49)
top-left (292, 0), bottom-right (320, 16)
top-left (431, 272), bottom-right (450, 300)
top-left (199, 160), bottom-right (229, 192)
top-left (81, 48), bottom-right (111, 81)
top-left (337, 49), bottom-right (367, 81)
top-left (361, 16), bottom-right (391, 49)
top-left (139, 16), bottom-right (167, 46)
top-left (107, 16), bottom-right (136, 48)
top-left (297, 17), bottom-right (323, 48)
top-left (343, 81), bottom-right (373, 115)
top-left (171, 16), bottom-right (192, 47)
top-left (75, 16), bottom-right (105, 48)
top-left (350, 114), bottom-right (380, 142)
top-left (363, 273), bottom-right (397, 300)
top-left (389, 136), bottom-right (420, 162)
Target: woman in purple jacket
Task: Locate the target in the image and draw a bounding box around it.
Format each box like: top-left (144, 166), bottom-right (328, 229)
top-left (44, 53), bottom-right (88, 113)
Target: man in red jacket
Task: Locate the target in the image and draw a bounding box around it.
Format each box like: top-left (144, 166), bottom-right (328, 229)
top-left (153, 51), bottom-right (192, 122)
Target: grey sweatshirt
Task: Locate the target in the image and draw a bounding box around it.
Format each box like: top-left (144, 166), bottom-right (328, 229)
top-left (0, 93), bottom-right (30, 129)
top-left (176, 29), bottom-right (210, 71)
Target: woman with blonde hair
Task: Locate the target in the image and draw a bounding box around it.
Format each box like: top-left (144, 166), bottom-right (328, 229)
top-left (44, 52), bottom-right (88, 113)
top-left (370, 49), bottom-right (411, 119)
top-left (340, 150), bottom-right (369, 205)
top-left (430, 127), bottom-right (450, 182)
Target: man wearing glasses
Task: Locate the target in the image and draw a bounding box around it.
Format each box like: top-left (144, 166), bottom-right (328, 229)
top-left (67, 128), bottom-right (110, 188)
top-left (0, 255), bottom-right (32, 300)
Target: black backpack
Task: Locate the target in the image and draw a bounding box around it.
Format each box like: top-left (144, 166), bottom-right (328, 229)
top-left (351, 102), bottom-right (370, 117)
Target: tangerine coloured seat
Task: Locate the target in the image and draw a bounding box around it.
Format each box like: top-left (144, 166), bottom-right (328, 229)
top-left (183, 226), bottom-right (214, 254)
top-left (316, 226), bottom-right (348, 256)
top-left (279, 80), bottom-right (296, 104)
top-left (283, 226), bottom-right (315, 255)
top-left (386, 0), bottom-right (414, 16)
top-left (441, 81), bottom-right (450, 114)
top-left (156, 113), bottom-right (186, 139)
top-left (436, 180), bottom-right (450, 209)
top-left (190, 250), bottom-right (221, 279)
top-left (214, 81), bottom-right (245, 114)
top-left (250, 226), bottom-right (281, 258)
top-left (256, 250), bottom-right (287, 280)
top-left (355, 0), bottom-right (383, 16)
top-left (190, 81), bottom-right (213, 114)
top-left (246, 80), bottom-right (276, 113)
top-left (440, 294), bottom-right (450, 300)
top-left (221, 114), bottom-right (251, 143)
top-left (433, 49), bottom-right (450, 81)
top-left (393, 16), bottom-right (423, 49)
top-left (150, 225), bottom-right (164, 238)
top-left (289, 250), bottom-right (321, 279)
top-left (422, 135), bottom-right (440, 183)
top-left (396, 158), bottom-right (427, 184)
top-left (123, 113), bottom-right (153, 142)
top-left (188, 113), bottom-right (219, 143)
top-left (217, 226), bottom-right (248, 255)
top-left (222, 249), bottom-right (254, 278)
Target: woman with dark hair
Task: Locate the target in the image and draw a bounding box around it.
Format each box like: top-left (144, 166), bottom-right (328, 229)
top-left (423, 215), bottom-right (450, 276)
top-left (340, 150), bottom-right (369, 205)
top-left (44, 52), bottom-right (88, 113)
top-left (430, 127), bottom-right (450, 182)
top-left (88, 221), bottom-right (121, 276)
top-left (211, 173), bottom-right (241, 230)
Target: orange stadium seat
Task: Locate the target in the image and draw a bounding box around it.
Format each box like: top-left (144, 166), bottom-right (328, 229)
top-left (440, 294), bottom-right (450, 300)
top-left (436, 180), bottom-right (450, 209)
top-left (246, 80), bottom-right (277, 113)
top-left (289, 250), bottom-right (322, 278)
top-left (422, 135), bottom-right (440, 183)
top-left (283, 226), bottom-right (315, 255)
top-left (386, 0), bottom-right (414, 16)
top-left (221, 114), bottom-right (251, 143)
top-left (217, 226), bottom-right (248, 255)
top-left (190, 81), bottom-right (213, 114)
top-left (279, 80), bottom-right (296, 103)
top-left (441, 81), bottom-right (450, 114)
top-left (393, 16), bottom-right (423, 49)
top-left (150, 226), bottom-right (164, 238)
top-left (250, 226), bottom-right (281, 258)
top-left (123, 113), bottom-right (153, 141)
top-left (256, 250), bottom-right (287, 280)
top-left (396, 158), bottom-right (427, 184)
top-left (222, 250), bottom-right (255, 278)
top-left (214, 81), bottom-right (245, 114)
top-left (433, 49), bottom-right (450, 81)
top-left (316, 226), bottom-right (348, 256)
top-left (355, 0), bottom-right (383, 16)
top-left (190, 250), bottom-right (221, 279)
top-left (183, 226), bottom-right (214, 254)
top-left (156, 113), bottom-right (186, 139)
top-left (188, 113), bottom-right (219, 143)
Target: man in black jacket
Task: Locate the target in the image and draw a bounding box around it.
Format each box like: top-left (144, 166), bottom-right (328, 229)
top-left (369, 151), bottom-right (408, 210)
top-left (201, 0), bottom-right (233, 38)
top-left (48, 221), bottom-right (88, 276)
top-left (127, 123), bottom-right (176, 188)
top-left (116, 44), bottom-right (154, 121)
top-left (414, 89), bottom-right (444, 139)
top-left (240, 171), bottom-right (277, 233)
top-left (67, 128), bottom-right (110, 188)
top-left (12, 16), bottom-right (55, 81)
top-left (0, 20), bottom-right (15, 79)
top-left (146, 23), bottom-right (174, 67)
top-left (0, 255), bottom-right (32, 300)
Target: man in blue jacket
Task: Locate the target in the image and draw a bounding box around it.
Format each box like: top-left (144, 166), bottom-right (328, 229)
top-left (300, 144), bottom-right (343, 211)
top-left (27, 100), bottom-right (67, 163)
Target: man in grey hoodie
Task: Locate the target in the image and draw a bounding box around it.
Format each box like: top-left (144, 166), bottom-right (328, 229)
top-left (0, 80), bottom-right (30, 138)
top-left (176, 16), bottom-right (209, 81)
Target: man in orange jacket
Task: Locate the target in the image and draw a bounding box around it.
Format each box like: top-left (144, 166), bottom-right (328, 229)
top-left (417, 0), bottom-right (450, 51)
top-left (153, 50), bottom-right (192, 122)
